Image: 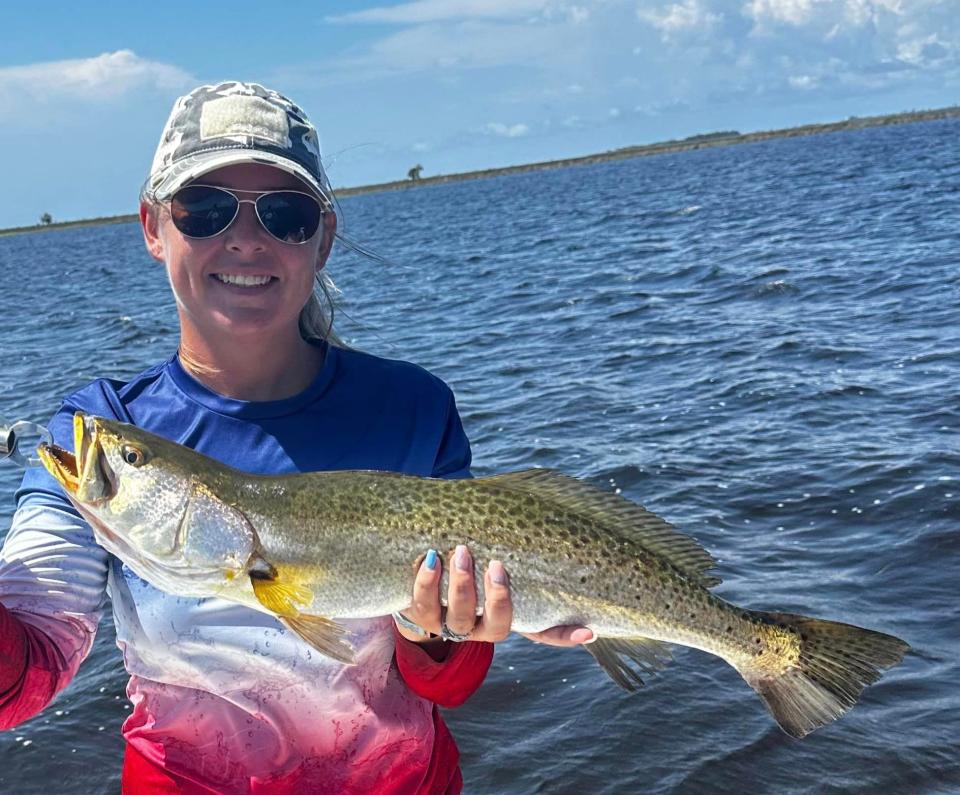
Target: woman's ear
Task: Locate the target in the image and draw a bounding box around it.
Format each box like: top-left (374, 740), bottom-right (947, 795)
top-left (140, 201), bottom-right (166, 262)
top-left (315, 212), bottom-right (338, 273)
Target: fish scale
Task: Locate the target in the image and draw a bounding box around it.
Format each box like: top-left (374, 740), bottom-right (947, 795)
top-left (37, 413), bottom-right (910, 739)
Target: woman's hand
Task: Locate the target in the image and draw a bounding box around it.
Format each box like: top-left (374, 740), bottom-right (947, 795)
top-left (394, 545), bottom-right (593, 648)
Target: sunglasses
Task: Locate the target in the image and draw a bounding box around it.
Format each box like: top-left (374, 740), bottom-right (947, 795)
top-left (168, 184), bottom-right (330, 244)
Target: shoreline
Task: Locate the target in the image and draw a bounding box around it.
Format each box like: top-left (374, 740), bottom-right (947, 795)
top-left (3, 105), bottom-right (957, 238)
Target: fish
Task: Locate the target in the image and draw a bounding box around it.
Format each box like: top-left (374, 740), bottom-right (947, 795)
top-left (37, 412), bottom-right (909, 739)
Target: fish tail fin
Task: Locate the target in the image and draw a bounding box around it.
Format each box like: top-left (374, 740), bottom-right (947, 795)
top-left (739, 611), bottom-right (909, 738)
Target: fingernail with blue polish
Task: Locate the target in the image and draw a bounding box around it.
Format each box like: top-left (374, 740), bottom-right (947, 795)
top-left (424, 549), bottom-right (438, 570)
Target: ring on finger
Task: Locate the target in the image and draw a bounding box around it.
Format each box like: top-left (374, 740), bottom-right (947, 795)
top-left (440, 619), bottom-right (473, 642)
top-left (393, 611), bottom-right (430, 638)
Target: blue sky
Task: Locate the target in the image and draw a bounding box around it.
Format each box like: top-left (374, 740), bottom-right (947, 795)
top-left (2, 0), bottom-right (957, 227)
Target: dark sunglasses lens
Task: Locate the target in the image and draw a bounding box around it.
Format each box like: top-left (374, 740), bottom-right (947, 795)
top-left (256, 192), bottom-right (323, 244)
top-left (170, 186), bottom-right (238, 238)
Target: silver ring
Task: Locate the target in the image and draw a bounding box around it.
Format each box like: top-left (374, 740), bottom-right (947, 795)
top-left (440, 621), bottom-right (472, 643)
top-left (392, 611), bottom-right (429, 638)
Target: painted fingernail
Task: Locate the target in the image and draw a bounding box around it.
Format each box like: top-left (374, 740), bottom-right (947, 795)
top-left (423, 549), bottom-right (438, 570)
top-left (454, 544), bottom-right (471, 572)
top-left (489, 560), bottom-right (508, 585)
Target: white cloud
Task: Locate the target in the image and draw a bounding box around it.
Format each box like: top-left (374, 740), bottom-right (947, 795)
top-left (788, 73), bottom-right (820, 88)
top-left (327, 0), bottom-right (597, 28)
top-left (742, 0), bottom-right (907, 31)
top-left (484, 122), bottom-right (531, 137)
top-left (322, 0), bottom-right (960, 98)
top-left (304, 0), bottom-right (960, 158)
top-left (328, 0), bottom-right (551, 24)
top-left (744, 0), bottom-right (819, 26)
top-left (0, 50), bottom-right (192, 104)
top-left (633, 0), bottom-right (959, 89)
top-left (639, 0), bottom-right (721, 35)
top-left (315, 21), bottom-right (570, 80)
top-left (896, 33), bottom-right (953, 65)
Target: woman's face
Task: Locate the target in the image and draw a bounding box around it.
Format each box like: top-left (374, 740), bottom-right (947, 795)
top-left (141, 163), bottom-right (336, 343)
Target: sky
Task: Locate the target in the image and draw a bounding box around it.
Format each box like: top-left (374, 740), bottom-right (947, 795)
top-left (1, 0), bottom-right (958, 228)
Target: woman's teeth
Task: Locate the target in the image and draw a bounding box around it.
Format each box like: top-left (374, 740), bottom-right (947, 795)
top-left (213, 274), bottom-right (273, 287)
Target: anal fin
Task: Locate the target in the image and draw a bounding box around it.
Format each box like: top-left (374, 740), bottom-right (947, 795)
top-left (281, 615), bottom-right (356, 665)
top-left (584, 636), bottom-right (673, 692)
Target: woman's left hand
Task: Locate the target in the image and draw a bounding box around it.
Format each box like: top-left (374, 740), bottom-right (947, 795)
top-left (394, 545), bottom-right (593, 647)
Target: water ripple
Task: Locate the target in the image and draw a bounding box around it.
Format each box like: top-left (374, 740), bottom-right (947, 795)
top-left (1, 118), bottom-right (958, 793)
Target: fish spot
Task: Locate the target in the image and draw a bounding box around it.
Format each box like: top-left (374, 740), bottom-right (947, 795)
top-left (580, 576), bottom-right (587, 584)
top-left (725, 626), bottom-right (732, 633)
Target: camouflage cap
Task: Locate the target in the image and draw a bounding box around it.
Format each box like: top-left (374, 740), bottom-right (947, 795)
top-left (143, 81), bottom-right (332, 205)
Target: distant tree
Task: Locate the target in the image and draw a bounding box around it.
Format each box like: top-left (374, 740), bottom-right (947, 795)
top-left (39, 212), bottom-right (53, 225)
top-left (407, 164), bottom-right (423, 181)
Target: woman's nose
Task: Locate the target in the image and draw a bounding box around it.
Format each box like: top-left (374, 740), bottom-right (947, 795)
top-left (224, 200), bottom-right (268, 252)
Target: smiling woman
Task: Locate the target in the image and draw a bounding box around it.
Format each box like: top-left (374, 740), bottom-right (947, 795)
top-left (0, 80), bottom-right (590, 795)
top-left (142, 162), bottom-right (338, 400)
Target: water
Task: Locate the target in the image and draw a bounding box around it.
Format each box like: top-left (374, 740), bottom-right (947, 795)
top-left (1, 118), bottom-right (958, 793)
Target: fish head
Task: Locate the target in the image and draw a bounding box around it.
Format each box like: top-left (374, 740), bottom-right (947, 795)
top-left (38, 413), bottom-right (256, 591)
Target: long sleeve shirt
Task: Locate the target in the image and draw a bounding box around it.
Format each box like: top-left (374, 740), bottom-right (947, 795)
top-left (0, 345), bottom-right (491, 794)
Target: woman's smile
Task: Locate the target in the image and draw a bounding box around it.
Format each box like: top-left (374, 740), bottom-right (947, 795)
top-left (210, 272), bottom-right (277, 288)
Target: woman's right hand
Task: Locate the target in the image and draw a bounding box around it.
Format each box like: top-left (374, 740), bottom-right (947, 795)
top-left (394, 546), bottom-right (593, 648)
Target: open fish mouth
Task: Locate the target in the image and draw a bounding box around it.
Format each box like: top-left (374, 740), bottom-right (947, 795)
top-left (37, 413), bottom-right (116, 503)
top-left (37, 443), bottom-right (79, 495)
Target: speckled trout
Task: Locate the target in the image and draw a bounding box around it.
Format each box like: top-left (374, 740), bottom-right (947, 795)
top-left (38, 413), bottom-right (908, 738)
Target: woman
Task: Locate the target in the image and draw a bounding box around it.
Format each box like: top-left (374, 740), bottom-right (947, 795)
top-left (0, 82), bottom-right (590, 794)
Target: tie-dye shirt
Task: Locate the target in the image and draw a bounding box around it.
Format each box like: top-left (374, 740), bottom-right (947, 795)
top-left (0, 345), bottom-right (491, 794)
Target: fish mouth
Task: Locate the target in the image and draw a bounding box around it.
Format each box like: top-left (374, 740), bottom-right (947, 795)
top-left (37, 413), bottom-right (115, 503)
top-left (37, 443), bottom-right (79, 495)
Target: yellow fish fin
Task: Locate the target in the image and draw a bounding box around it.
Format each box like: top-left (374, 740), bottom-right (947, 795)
top-left (250, 572), bottom-right (313, 618)
top-left (281, 615), bottom-right (356, 665)
top-left (583, 636), bottom-right (673, 692)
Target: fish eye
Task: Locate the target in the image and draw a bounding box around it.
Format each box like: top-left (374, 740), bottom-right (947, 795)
top-left (121, 445), bottom-right (146, 467)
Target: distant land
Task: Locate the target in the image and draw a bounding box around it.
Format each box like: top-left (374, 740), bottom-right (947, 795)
top-left (3, 105), bottom-right (958, 238)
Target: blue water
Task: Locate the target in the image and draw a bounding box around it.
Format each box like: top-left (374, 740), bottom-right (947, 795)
top-left (1, 118), bottom-right (958, 793)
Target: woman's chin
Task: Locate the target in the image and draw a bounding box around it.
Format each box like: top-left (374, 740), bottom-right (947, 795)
top-left (181, 306), bottom-right (302, 344)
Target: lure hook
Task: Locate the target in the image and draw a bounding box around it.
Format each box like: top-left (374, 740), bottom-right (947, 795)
top-left (0, 418), bottom-right (52, 468)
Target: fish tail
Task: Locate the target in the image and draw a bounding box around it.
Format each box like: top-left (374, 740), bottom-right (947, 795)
top-left (738, 610), bottom-right (909, 738)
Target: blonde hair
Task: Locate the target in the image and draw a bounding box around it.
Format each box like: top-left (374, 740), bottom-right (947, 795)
top-left (300, 271), bottom-right (345, 347)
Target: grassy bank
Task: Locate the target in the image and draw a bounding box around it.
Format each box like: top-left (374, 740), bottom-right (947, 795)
top-left (3, 105), bottom-right (957, 238)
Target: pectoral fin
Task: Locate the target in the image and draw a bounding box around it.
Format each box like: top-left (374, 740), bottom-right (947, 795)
top-left (584, 636), bottom-right (673, 692)
top-left (250, 569), bottom-right (313, 617)
top-left (281, 615), bottom-right (356, 665)
top-left (248, 562), bottom-right (355, 664)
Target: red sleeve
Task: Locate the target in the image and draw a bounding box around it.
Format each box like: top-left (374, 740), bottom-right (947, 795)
top-left (393, 625), bottom-right (493, 708)
top-left (0, 602), bottom-right (69, 730)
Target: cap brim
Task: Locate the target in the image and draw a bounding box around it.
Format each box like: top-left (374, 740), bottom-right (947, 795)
top-left (150, 149), bottom-right (331, 206)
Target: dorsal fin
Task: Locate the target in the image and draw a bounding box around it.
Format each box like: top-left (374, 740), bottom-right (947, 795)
top-left (479, 469), bottom-right (720, 588)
